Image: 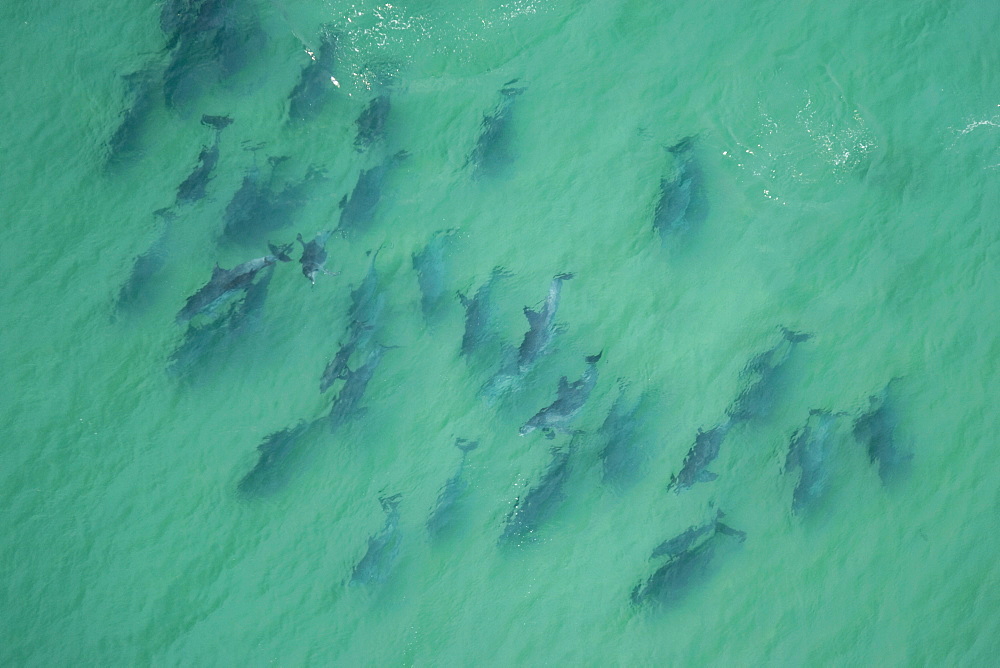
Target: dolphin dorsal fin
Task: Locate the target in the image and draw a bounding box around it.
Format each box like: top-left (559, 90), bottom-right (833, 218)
top-left (210, 264), bottom-right (227, 280)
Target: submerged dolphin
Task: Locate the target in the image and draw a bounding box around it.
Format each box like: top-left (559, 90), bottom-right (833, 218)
top-left (328, 343), bottom-right (393, 430)
top-left (319, 321), bottom-right (373, 393)
top-left (354, 93), bottom-right (391, 152)
top-left (519, 353), bottom-right (603, 437)
top-left (337, 151), bottom-right (408, 236)
top-left (296, 230), bottom-right (336, 284)
top-left (785, 409), bottom-right (841, 514)
top-left (499, 435), bottom-right (580, 547)
top-left (650, 510), bottom-right (746, 561)
top-left (726, 327), bottom-right (812, 424)
top-left (457, 266), bottom-right (509, 357)
top-left (412, 229), bottom-right (456, 323)
top-left (631, 516), bottom-right (746, 608)
top-left (351, 493), bottom-right (403, 585)
top-left (597, 383), bottom-right (655, 487)
top-left (175, 114), bottom-right (233, 204)
top-left (176, 252), bottom-right (285, 322)
top-left (469, 79), bottom-right (526, 179)
top-left (653, 135), bottom-right (708, 240)
top-left (223, 158), bottom-right (326, 245)
top-left (426, 439), bottom-right (479, 538)
top-left (853, 379), bottom-right (910, 484)
top-left (236, 420), bottom-right (317, 498)
top-left (347, 246), bottom-right (387, 328)
top-left (517, 272), bottom-right (574, 374)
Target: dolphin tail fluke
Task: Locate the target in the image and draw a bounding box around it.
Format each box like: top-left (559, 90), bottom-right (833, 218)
top-left (554, 272), bottom-right (575, 281)
top-left (585, 351), bottom-right (603, 365)
top-left (201, 115), bottom-right (234, 131)
top-left (456, 438), bottom-right (479, 453)
top-left (780, 326), bottom-right (813, 343)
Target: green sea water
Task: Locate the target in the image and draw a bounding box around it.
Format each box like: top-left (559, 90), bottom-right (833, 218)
top-left (3, 0), bottom-right (999, 664)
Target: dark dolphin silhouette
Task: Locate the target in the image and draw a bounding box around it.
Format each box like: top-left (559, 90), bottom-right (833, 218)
top-left (653, 135), bottom-right (709, 240)
top-left (176, 251), bottom-right (285, 323)
top-left (669, 422), bottom-right (732, 493)
top-left (288, 26), bottom-right (340, 123)
top-left (499, 434), bottom-right (580, 547)
top-left (469, 79), bottom-right (526, 179)
top-left (519, 353), bottom-right (603, 437)
top-left (412, 229), bottom-right (456, 323)
top-left (784, 409), bottom-right (841, 514)
top-left (426, 439), bottom-right (479, 538)
top-left (517, 273), bottom-right (574, 375)
top-left (853, 379), bottom-right (911, 484)
top-left (354, 93), bottom-right (391, 151)
top-left (175, 114), bottom-right (233, 204)
top-left (296, 230), bottom-right (336, 284)
top-left (351, 493), bottom-right (403, 585)
top-left (726, 327), bottom-right (812, 424)
top-left (328, 344), bottom-right (393, 430)
top-left (337, 151), bottom-right (408, 236)
top-left (457, 266), bottom-right (509, 358)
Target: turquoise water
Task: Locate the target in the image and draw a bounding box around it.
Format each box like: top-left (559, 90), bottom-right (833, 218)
top-left (3, 0), bottom-right (1000, 664)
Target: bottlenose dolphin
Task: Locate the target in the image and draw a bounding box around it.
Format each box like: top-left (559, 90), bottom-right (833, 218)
top-left (726, 327), bottom-right (812, 424)
top-left (351, 493), bottom-right (403, 585)
top-left (412, 229), bottom-right (456, 323)
top-left (519, 353), bottom-right (603, 437)
top-left (517, 272), bottom-right (574, 374)
top-left (853, 379), bottom-right (910, 484)
top-left (296, 230), bottom-right (336, 284)
top-left (784, 409), bottom-right (841, 514)
top-left (426, 439), bottom-right (479, 538)
top-left (328, 344), bottom-right (393, 430)
top-left (236, 420), bottom-right (317, 498)
top-left (469, 79), bottom-right (526, 179)
top-left (347, 246), bottom-right (386, 328)
top-left (653, 135), bottom-right (709, 240)
top-left (597, 383), bottom-right (654, 487)
top-left (499, 434), bottom-right (580, 547)
top-left (223, 157), bottom-right (326, 245)
top-left (175, 114), bottom-right (233, 204)
top-left (631, 518), bottom-right (745, 608)
top-left (668, 422), bottom-right (732, 492)
top-left (649, 510), bottom-right (746, 561)
top-left (106, 68), bottom-right (160, 168)
top-left (354, 93), bottom-right (391, 151)
top-left (288, 27), bottom-right (340, 123)
top-left (114, 209), bottom-right (174, 316)
top-left (176, 251), bottom-right (285, 323)
top-left (319, 321), bottom-right (373, 393)
top-left (457, 266), bottom-right (509, 358)
top-left (337, 151), bottom-right (409, 236)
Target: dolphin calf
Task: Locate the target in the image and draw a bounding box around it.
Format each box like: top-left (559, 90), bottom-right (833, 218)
top-left (176, 251), bottom-right (286, 323)
top-left (519, 353), bottom-right (603, 437)
top-left (517, 273), bottom-right (574, 374)
top-left (853, 379), bottom-right (910, 484)
top-left (668, 422), bottom-right (732, 492)
top-left (785, 409), bottom-right (841, 514)
top-left (653, 136), bottom-right (708, 240)
top-left (288, 26), bottom-right (340, 123)
top-left (726, 327), bottom-right (812, 424)
top-left (351, 493), bottom-right (403, 585)
top-left (469, 79), bottom-right (526, 179)
top-left (175, 114), bottom-right (233, 205)
top-left (296, 230), bottom-right (337, 284)
top-left (426, 439), bottom-right (479, 538)
top-left (631, 517), bottom-right (745, 608)
top-left (337, 151), bottom-right (409, 236)
top-left (458, 266), bottom-right (509, 358)
top-left (499, 433), bottom-right (581, 547)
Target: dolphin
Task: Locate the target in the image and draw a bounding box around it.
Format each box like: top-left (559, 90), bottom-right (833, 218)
top-left (328, 344), bottom-right (393, 430)
top-left (351, 493), bottom-right (403, 585)
top-left (597, 383), bottom-right (654, 487)
top-left (412, 229), bottom-right (456, 323)
top-left (319, 321), bottom-right (374, 393)
top-left (337, 151), bottom-right (409, 236)
top-left (175, 114), bottom-right (233, 204)
top-left (114, 209), bottom-right (174, 316)
top-left (347, 246), bottom-right (387, 328)
top-left (631, 518), bottom-right (745, 608)
top-left (517, 272), bottom-right (574, 374)
top-left (426, 439), bottom-right (479, 538)
top-left (519, 353), bottom-right (603, 437)
top-left (784, 409), bottom-right (841, 514)
top-left (853, 379), bottom-right (910, 484)
top-left (236, 420), bottom-right (317, 498)
top-left (223, 159), bottom-right (326, 245)
top-left (469, 79), bottom-right (526, 179)
top-left (176, 252), bottom-right (285, 323)
top-left (668, 422), bottom-right (732, 492)
top-left (457, 266), bottom-right (510, 358)
top-left (653, 135), bottom-right (709, 240)
top-left (106, 68), bottom-right (160, 168)
top-left (288, 26), bottom-right (340, 123)
top-left (296, 230), bottom-right (337, 284)
top-left (499, 438), bottom-right (577, 547)
top-left (354, 93), bottom-right (391, 152)
top-left (725, 327), bottom-right (812, 424)
top-left (650, 510), bottom-right (746, 561)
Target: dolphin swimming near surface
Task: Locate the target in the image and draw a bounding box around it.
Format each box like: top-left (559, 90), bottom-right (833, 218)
top-left (337, 151), bottom-right (409, 236)
top-left (426, 439), bottom-right (479, 538)
top-left (296, 230), bottom-right (337, 284)
top-left (328, 343), bottom-right (393, 430)
top-left (650, 510), bottom-right (746, 561)
top-left (597, 383), bottom-right (655, 487)
top-left (499, 434), bottom-right (580, 547)
top-left (412, 229), bottom-right (456, 323)
top-left (319, 321), bottom-right (374, 393)
top-left (347, 245), bottom-right (387, 328)
top-left (519, 352), bottom-right (603, 437)
top-left (653, 135), bottom-right (709, 241)
top-left (354, 92), bottom-right (391, 151)
top-left (457, 266), bottom-right (510, 358)
top-left (469, 79), bottom-right (526, 179)
top-left (236, 420), bottom-right (318, 498)
top-left (517, 272), bottom-right (574, 375)
top-left (176, 251), bottom-right (287, 323)
top-left (288, 26), bottom-right (340, 123)
top-left (351, 493), bottom-right (403, 585)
